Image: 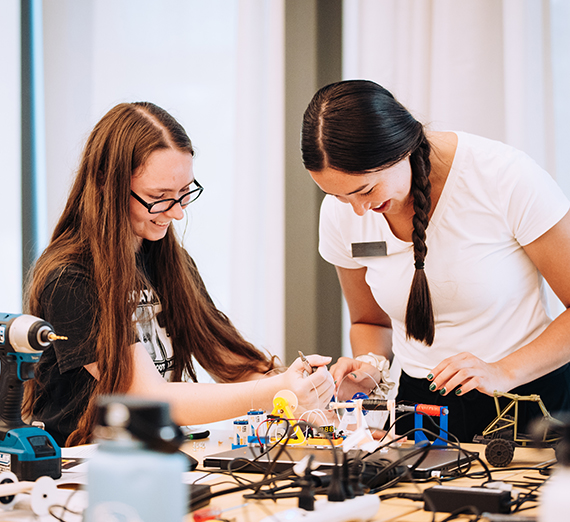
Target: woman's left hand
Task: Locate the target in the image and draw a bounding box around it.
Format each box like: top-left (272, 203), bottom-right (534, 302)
top-left (427, 352), bottom-right (512, 397)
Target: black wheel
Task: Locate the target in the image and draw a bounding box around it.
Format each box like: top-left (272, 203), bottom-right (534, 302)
top-left (485, 438), bottom-right (515, 467)
top-left (0, 475), bottom-right (16, 505)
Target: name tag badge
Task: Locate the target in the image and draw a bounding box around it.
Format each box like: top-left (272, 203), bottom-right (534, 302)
top-left (351, 241), bottom-right (387, 258)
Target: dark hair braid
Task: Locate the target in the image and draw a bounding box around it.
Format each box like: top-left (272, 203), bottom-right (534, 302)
top-left (406, 139), bottom-right (434, 345)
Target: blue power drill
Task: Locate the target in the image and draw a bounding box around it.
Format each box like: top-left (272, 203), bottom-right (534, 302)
top-left (0, 312), bottom-right (66, 480)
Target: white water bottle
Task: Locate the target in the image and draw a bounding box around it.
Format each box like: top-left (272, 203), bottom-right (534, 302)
top-left (539, 467), bottom-right (570, 522)
top-left (87, 396), bottom-right (188, 522)
top-left (539, 422), bottom-right (570, 522)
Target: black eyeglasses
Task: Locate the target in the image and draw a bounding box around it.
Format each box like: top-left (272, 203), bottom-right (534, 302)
top-left (131, 179), bottom-right (204, 214)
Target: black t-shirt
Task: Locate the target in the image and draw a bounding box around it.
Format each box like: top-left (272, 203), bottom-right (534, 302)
top-left (33, 265), bottom-right (98, 447)
top-left (33, 243), bottom-right (174, 446)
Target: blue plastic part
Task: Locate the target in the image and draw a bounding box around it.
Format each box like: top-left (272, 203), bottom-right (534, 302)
top-left (247, 435), bottom-right (269, 444)
top-left (15, 352), bottom-right (42, 381)
top-left (0, 426), bottom-right (61, 461)
top-left (414, 406), bottom-right (449, 446)
top-left (352, 393), bottom-right (369, 415)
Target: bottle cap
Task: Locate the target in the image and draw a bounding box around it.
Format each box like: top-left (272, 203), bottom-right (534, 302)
top-left (95, 395), bottom-right (185, 453)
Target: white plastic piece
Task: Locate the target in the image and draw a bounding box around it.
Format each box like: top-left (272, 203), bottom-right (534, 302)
top-left (8, 314), bottom-right (50, 352)
top-left (274, 390), bottom-right (299, 412)
top-left (484, 481), bottom-right (513, 492)
top-left (539, 466), bottom-right (570, 522)
top-left (293, 455), bottom-right (319, 477)
top-left (0, 481), bottom-right (34, 497)
top-left (342, 426), bottom-right (379, 454)
top-left (337, 408), bottom-right (360, 435)
top-left (259, 494), bottom-right (380, 522)
top-left (30, 476), bottom-right (58, 516)
top-left (0, 471), bottom-right (29, 510)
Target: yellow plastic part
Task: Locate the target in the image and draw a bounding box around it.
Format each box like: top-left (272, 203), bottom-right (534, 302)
top-left (270, 390), bottom-right (306, 445)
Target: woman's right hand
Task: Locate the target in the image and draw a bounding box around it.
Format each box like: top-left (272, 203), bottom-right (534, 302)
top-left (280, 354), bottom-right (334, 411)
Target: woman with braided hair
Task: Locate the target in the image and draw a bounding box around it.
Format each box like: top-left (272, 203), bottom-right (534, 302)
top-left (301, 79), bottom-right (570, 441)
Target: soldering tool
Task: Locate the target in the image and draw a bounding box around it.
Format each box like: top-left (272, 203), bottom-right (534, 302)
top-left (298, 351), bottom-right (316, 377)
top-left (0, 313), bottom-right (66, 480)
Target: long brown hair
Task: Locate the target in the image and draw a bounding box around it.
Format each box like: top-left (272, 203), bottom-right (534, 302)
top-left (301, 80), bottom-right (434, 345)
top-left (24, 102), bottom-right (276, 445)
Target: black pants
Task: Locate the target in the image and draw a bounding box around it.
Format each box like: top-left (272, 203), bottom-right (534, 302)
top-left (395, 363), bottom-right (570, 443)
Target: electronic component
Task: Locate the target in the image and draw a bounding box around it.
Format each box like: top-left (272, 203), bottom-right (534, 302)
top-left (188, 484), bottom-right (212, 513)
top-left (422, 485), bottom-right (511, 514)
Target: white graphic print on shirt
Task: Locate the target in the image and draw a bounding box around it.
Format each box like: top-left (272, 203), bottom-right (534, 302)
top-left (134, 289), bottom-right (174, 379)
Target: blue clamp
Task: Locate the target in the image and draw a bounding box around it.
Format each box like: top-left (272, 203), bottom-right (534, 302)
top-left (414, 404), bottom-right (449, 446)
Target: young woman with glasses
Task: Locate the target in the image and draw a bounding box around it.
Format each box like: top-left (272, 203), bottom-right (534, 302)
top-left (24, 102), bottom-right (333, 447)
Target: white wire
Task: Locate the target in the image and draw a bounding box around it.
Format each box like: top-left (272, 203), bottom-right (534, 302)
top-left (334, 369), bottom-right (382, 427)
top-left (249, 362), bottom-right (322, 414)
top-left (335, 369), bottom-right (381, 400)
top-left (299, 408), bottom-right (329, 426)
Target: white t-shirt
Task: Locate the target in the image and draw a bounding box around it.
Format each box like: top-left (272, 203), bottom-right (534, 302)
top-left (319, 131), bottom-right (570, 379)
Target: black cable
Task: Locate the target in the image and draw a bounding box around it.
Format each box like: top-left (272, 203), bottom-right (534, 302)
top-left (190, 469), bottom-right (299, 507)
top-left (359, 423), bottom-right (490, 522)
top-left (410, 425), bottom-right (492, 483)
top-left (249, 417), bottom-right (294, 490)
top-left (221, 418), bottom-right (343, 506)
top-left (47, 488), bottom-right (84, 521)
top-left (378, 491), bottom-right (423, 501)
top-left (269, 419), bottom-right (344, 503)
top-left (439, 505), bottom-right (481, 522)
top-left (193, 427), bottom-right (304, 504)
top-left (508, 479), bottom-right (543, 513)
top-left (219, 417), bottom-right (298, 496)
top-left (367, 425), bottom-right (480, 487)
top-left (363, 438), bottom-right (434, 493)
top-left (192, 408), bottom-right (485, 509)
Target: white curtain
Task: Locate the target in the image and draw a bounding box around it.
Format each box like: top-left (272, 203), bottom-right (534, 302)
top-left (343, 0), bottom-right (568, 184)
top-left (550, 0), bottom-right (570, 197)
top-left (341, 0), bottom-right (570, 354)
top-left (0, 0), bottom-right (23, 312)
top-left (232, 0), bottom-right (285, 360)
top-left (41, 0), bottom-right (285, 359)
top-left (4, 0), bottom-right (567, 357)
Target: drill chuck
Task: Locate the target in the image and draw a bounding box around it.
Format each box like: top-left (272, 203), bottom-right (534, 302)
top-left (1, 314), bottom-right (56, 353)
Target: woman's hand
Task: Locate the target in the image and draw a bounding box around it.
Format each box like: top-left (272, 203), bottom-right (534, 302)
top-left (428, 352), bottom-right (512, 397)
top-left (329, 356), bottom-right (382, 401)
top-left (281, 354), bottom-right (334, 410)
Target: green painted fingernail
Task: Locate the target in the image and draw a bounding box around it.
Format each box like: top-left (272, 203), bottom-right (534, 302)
top-left (350, 373), bottom-right (357, 379)
top-left (429, 383), bottom-right (437, 392)
top-left (427, 373), bottom-right (434, 381)
top-left (439, 387), bottom-right (446, 395)
top-left (455, 388), bottom-right (462, 395)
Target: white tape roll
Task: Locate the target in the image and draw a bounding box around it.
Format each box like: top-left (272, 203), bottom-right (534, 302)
top-left (30, 476), bottom-right (58, 516)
